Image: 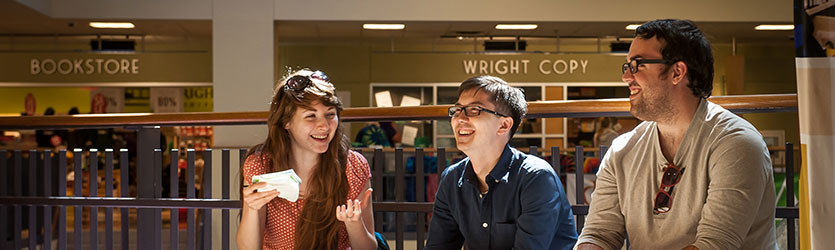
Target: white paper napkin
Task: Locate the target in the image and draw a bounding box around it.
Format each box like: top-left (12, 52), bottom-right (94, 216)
top-left (252, 169), bottom-right (302, 202)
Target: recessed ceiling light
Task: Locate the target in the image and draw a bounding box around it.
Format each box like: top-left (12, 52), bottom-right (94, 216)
top-left (89, 22), bottom-right (135, 29)
top-left (495, 24), bottom-right (538, 30)
top-left (754, 24), bottom-right (794, 30)
top-left (625, 24), bottom-right (641, 30)
top-left (363, 24), bottom-right (405, 30)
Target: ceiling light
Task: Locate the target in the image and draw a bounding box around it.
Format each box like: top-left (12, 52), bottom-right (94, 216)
top-left (89, 22), bottom-right (135, 29)
top-left (754, 24), bottom-right (794, 30)
top-left (363, 24), bottom-right (405, 30)
top-left (625, 24), bottom-right (641, 30)
top-left (495, 24), bottom-right (538, 30)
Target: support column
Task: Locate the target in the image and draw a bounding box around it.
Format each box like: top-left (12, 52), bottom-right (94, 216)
top-left (212, 1), bottom-right (274, 249)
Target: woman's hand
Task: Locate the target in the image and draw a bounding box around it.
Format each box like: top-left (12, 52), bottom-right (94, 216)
top-left (242, 182), bottom-right (280, 211)
top-left (336, 188), bottom-right (373, 223)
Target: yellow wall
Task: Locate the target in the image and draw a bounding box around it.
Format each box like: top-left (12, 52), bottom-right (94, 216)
top-left (713, 42), bottom-right (800, 146)
top-left (0, 87), bottom-right (92, 115)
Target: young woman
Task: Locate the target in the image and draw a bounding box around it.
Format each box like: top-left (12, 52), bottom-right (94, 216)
top-left (237, 70), bottom-right (376, 250)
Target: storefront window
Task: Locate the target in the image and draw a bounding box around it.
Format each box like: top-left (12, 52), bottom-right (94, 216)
top-left (371, 83), bottom-right (626, 150)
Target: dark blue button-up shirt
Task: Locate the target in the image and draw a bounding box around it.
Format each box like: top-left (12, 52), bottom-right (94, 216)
top-left (425, 145), bottom-right (577, 250)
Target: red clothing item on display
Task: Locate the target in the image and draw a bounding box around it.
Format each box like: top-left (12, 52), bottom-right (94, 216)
top-left (243, 150), bottom-right (371, 250)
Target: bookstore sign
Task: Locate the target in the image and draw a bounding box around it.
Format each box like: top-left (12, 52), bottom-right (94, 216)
top-left (0, 52), bottom-right (211, 83)
top-left (30, 58), bottom-right (140, 75)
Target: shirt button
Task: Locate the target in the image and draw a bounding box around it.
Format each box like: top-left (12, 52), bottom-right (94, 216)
top-left (495, 179), bottom-right (499, 183)
top-left (479, 194), bottom-right (483, 199)
top-left (482, 222), bottom-right (488, 228)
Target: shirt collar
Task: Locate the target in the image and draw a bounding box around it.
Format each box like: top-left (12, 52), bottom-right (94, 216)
top-left (459, 144), bottom-right (515, 187)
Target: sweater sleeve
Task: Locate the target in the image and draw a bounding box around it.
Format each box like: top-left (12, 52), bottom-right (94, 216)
top-left (692, 129), bottom-right (773, 250)
top-left (575, 151), bottom-right (627, 250)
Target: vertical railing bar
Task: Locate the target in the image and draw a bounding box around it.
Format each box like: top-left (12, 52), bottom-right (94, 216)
top-left (437, 147), bottom-right (446, 176)
top-left (395, 211), bottom-right (404, 250)
top-left (416, 148), bottom-right (425, 203)
top-left (373, 148), bottom-right (383, 233)
top-left (785, 142), bottom-right (795, 250)
top-left (786, 143), bottom-right (795, 207)
top-left (187, 149), bottom-right (195, 250)
top-left (105, 149), bottom-right (114, 250)
top-left (13, 150), bottom-right (21, 250)
top-left (28, 150), bottom-right (37, 250)
top-left (154, 149), bottom-right (163, 250)
top-left (73, 149), bottom-right (82, 250)
top-left (58, 150), bottom-right (67, 250)
top-left (136, 127), bottom-right (160, 250)
top-left (395, 148), bottom-right (404, 250)
top-left (416, 148), bottom-right (426, 250)
top-left (170, 149), bottom-right (179, 250)
top-left (90, 149), bottom-right (99, 250)
top-left (119, 149), bottom-right (128, 250)
top-left (575, 146), bottom-right (585, 233)
top-left (395, 148), bottom-right (404, 202)
top-left (238, 148), bottom-right (247, 250)
top-left (44, 151), bottom-right (53, 250)
top-left (202, 149), bottom-right (213, 250)
top-left (0, 150), bottom-right (6, 250)
top-left (239, 148), bottom-right (247, 170)
top-left (221, 149), bottom-right (230, 250)
top-left (551, 146), bottom-right (561, 176)
top-left (373, 148), bottom-right (384, 201)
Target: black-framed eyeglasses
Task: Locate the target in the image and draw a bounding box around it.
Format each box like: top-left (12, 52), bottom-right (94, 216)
top-left (448, 105), bottom-right (509, 118)
top-left (621, 59), bottom-right (672, 74)
top-left (653, 162), bottom-right (685, 215)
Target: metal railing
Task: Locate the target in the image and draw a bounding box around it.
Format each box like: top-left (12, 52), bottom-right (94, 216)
top-left (0, 94), bottom-right (799, 250)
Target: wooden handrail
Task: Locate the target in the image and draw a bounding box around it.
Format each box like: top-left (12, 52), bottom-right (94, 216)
top-left (0, 94), bottom-right (797, 129)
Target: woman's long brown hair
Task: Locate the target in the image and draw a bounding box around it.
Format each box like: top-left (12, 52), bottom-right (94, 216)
top-left (243, 69), bottom-right (350, 249)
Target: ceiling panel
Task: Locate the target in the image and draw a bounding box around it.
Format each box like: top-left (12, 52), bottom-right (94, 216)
top-left (0, 1), bottom-right (794, 45)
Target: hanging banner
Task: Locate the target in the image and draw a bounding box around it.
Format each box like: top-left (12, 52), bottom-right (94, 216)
top-left (184, 87), bottom-right (213, 112)
top-left (90, 88), bottom-right (125, 113)
top-left (150, 88), bottom-right (184, 113)
top-left (795, 0), bottom-right (835, 248)
top-left (795, 57), bottom-right (835, 250)
top-left (24, 93), bottom-right (36, 116)
top-left (91, 93), bottom-right (107, 114)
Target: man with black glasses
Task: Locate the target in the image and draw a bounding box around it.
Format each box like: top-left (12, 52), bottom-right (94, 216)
top-left (425, 76), bottom-right (577, 249)
top-left (576, 19), bottom-right (777, 250)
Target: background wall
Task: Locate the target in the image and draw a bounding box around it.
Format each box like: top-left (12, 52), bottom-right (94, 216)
top-left (276, 40), bottom-right (800, 145)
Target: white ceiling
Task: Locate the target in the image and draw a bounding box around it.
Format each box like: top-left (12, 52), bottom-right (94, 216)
top-left (0, 0), bottom-right (794, 45)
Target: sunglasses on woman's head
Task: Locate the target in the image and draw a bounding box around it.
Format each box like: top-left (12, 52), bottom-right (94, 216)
top-left (283, 71), bottom-right (329, 97)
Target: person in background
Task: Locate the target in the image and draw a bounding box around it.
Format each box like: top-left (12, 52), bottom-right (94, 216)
top-left (354, 122), bottom-right (391, 147)
top-left (426, 75), bottom-right (577, 250)
top-left (592, 117), bottom-right (619, 148)
top-left (575, 19), bottom-right (776, 250)
top-left (36, 107), bottom-right (61, 148)
top-left (378, 121), bottom-right (400, 146)
top-left (237, 69), bottom-right (376, 250)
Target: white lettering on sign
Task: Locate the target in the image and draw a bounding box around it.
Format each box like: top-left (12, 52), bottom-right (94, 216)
top-left (537, 59), bottom-right (588, 75)
top-left (30, 58), bottom-right (140, 75)
top-left (463, 59), bottom-right (531, 75)
top-left (464, 59), bottom-right (587, 75)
